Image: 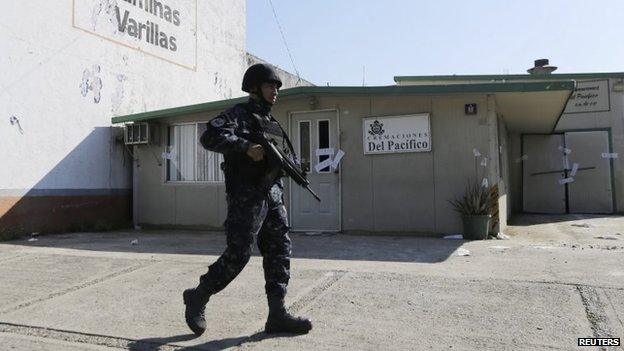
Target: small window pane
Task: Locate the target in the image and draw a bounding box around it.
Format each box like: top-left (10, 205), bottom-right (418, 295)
top-left (318, 120), bottom-right (330, 172)
top-left (167, 126), bottom-right (178, 181)
top-left (133, 124), bottom-right (141, 142)
top-left (299, 121), bottom-right (310, 172)
top-left (139, 124), bottom-right (148, 142)
top-left (167, 124), bottom-right (195, 181)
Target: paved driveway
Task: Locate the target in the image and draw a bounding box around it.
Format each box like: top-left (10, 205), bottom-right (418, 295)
top-left (0, 214), bottom-right (623, 350)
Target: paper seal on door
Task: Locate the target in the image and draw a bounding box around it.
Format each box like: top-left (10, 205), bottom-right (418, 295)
top-left (601, 153), bottom-right (618, 159)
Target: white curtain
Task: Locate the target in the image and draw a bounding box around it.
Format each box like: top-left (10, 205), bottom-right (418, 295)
top-left (197, 123), bottom-right (224, 182)
top-left (168, 124), bottom-right (196, 181)
top-left (167, 123), bottom-right (224, 182)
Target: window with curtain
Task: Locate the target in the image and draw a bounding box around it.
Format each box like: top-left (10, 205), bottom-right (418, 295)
top-left (167, 123), bottom-right (224, 183)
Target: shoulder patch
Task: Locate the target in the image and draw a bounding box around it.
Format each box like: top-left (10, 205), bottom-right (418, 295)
top-left (210, 117), bottom-right (225, 128)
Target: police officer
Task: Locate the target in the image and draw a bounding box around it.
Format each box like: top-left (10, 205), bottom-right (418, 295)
top-left (182, 64), bottom-right (312, 336)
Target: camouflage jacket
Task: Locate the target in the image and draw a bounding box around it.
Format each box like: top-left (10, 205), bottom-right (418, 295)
top-left (200, 98), bottom-right (286, 191)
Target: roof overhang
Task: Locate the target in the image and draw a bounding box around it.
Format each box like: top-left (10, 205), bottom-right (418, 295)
top-left (494, 88), bottom-right (574, 133)
top-left (112, 81), bottom-right (575, 134)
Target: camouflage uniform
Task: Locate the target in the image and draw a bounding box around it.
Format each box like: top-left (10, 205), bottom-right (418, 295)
top-left (184, 64), bottom-right (311, 336)
top-left (198, 98), bottom-right (292, 301)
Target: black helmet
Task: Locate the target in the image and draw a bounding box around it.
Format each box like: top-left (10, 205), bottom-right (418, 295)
top-left (242, 63), bottom-right (283, 93)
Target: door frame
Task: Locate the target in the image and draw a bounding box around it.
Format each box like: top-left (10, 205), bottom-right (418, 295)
top-left (287, 108), bottom-right (342, 232)
top-left (520, 128), bottom-right (616, 214)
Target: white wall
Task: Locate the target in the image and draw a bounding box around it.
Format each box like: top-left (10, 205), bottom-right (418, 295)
top-left (0, 0), bottom-right (246, 193)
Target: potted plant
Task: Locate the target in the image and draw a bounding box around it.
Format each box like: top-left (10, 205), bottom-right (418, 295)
top-left (448, 182), bottom-right (495, 240)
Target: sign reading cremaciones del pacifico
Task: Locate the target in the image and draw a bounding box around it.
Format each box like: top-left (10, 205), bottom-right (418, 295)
top-left (73, 0), bottom-right (197, 69)
top-left (363, 114), bottom-right (431, 154)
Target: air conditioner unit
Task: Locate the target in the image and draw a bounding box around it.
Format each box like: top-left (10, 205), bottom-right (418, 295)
top-left (124, 122), bottom-right (160, 145)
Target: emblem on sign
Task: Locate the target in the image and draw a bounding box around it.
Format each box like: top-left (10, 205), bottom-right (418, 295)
top-left (368, 120), bottom-right (384, 136)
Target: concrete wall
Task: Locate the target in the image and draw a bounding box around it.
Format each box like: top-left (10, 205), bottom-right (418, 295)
top-left (134, 93), bottom-right (503, 235)
top-left (246, 53), bottom-right (315, 89)
top-left (1, 1), bottom-right (246, 235)
top-left (496, 113), bottom-right (510, 230)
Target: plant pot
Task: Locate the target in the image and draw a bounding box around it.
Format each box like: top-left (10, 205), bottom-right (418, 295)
top-left (461, 215), bottom-right (491, 240)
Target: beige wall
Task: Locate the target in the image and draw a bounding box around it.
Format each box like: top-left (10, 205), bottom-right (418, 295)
top-left (135, 111), bottom-right (229, 228)
top-left (496, 111), bottom-right (510, 231)
top-left (134, 93), bottom-right (505, 234)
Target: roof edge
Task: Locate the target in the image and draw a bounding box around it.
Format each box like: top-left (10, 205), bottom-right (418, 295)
top-left (394, 72), bottom-right (624, 82)
top-left (112, 81), bottom-right (575, 124)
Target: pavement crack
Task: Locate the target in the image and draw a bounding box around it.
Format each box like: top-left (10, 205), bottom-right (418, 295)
top-left (576, 285), bottom-right (616, 350)
top-left (500, 278), bottom-right (624, 291)
top-left (603, 290), bottom-right (624, 331)
top-left (287, 270), bottom-right (348, 315)
top-left (226, 270), bottom-right (349, 350)
top-left (0, 322), bottom-right (190, 351)
top-left (0, 253), bottom-right (30, 263)
top-left (0, 261), bottom-right (158, 315)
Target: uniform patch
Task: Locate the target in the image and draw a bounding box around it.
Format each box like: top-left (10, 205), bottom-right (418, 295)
top-left (211, 117), bottom-right (225, 127)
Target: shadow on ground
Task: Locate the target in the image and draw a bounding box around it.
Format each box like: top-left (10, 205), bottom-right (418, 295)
top-left (508, 213), bottom-right (622, 226)
top-left (2, 229), bottom-right (467, 263)
top-left (127, 331), bottom-right (296, 351)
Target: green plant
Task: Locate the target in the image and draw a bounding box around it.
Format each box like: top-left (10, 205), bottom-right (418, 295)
top-left (449, 182), bottom-right (495, 216)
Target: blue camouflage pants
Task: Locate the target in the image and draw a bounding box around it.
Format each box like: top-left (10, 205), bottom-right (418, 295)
top-left (199, 183), bottom-right (291, 300)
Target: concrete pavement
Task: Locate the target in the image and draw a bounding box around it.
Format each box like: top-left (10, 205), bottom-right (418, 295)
top-left (0, 214), bottom-right (622, 350)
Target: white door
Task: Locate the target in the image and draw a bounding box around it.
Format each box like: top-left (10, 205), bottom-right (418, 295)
top-left (289, 111), bottom-right (340, 231)
top-left (566, 131), bottom-right (613, 213)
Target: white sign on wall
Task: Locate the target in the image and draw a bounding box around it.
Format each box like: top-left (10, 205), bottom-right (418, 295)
top-left (363, 114), bottom-right (431, 154)
top-left (563, 79), bottom-right (610, 114)
top-left (73, 0), bottom-right (197, 70)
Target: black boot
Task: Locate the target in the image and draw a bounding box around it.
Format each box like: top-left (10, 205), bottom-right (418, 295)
top-left (183, 287), bottom-right (210, 336)
top-left (265, 298), bottom-right (312, 334)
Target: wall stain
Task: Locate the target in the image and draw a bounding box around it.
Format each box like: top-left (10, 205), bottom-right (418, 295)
top-left (79, 65), bottom-right (103, 104)
top-left (9, 115), bottom-right (24, 134)
top-left (111, 73), bottom-right (127, 114)
top-left (213, 72), bottom-right (231, 99)
top-left (89, 0), bottom-right (119, 32)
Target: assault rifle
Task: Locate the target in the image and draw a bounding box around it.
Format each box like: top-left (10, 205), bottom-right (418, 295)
top-left (260, 133), bottom-right (321, 202)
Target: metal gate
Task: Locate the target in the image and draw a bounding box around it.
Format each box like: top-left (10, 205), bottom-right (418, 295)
top-left (522, 130), bottom-right (614, 214)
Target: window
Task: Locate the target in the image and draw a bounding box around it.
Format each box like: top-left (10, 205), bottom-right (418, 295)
top-left (166, 123), bottom-right (224, 183)
top-left (317, 120), bottom-right (330, 173)
top-left (299, 121), bottom-right (311, 172)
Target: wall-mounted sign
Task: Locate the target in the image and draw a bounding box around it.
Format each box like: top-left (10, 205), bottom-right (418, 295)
top-left (563, 79), bottom-right (610, 114)
top-left (363, 114), bottom-right (431, 154)
top-left (73, 0), bottom-right (197, 70)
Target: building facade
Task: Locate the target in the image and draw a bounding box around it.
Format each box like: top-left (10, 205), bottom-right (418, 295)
top-left (1, 0), bottom-right (247, 236)
top-left (112, 82), bottom-right (574, 235)
top-left (396, 73), bottom-right (624, 215)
